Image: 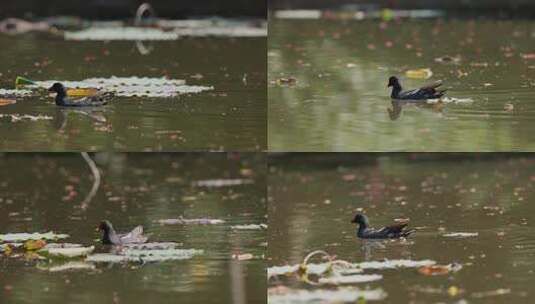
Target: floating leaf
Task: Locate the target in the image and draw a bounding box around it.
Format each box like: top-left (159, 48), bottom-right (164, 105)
top-left (173, 26), bottom-right (266, 37)
top-left (358, 259), bottom-right (436, 269)
top-left (269, 259), bottom-right (435, 279)
top-left (232, 253), bottom-right (255, 260)
top-left (318, 274), bottom-right (383, 285)
top-left (0, 99), bottom-right (16, 106)
top-left (0, 88), bottom-right (33, 97)
top-left (0, 114), bottom-right (54, 122)
top-left (121, 242), bottom-right (181, 250)
top-left (37, 261), bottom-right (96, 272)
top-left (418, 263), bottom-right (462, 276)
top-left (448, 286), bottom-right (460, 297)
top-left (268, 265), bottom-right (302, 278)
top-left (0, 232), bottom-right (69, 242)
top-left (195, 178), bottom-right (254, 187)
top-left (1, 244), bottom-right (12, 256)
top-left (442, 232), bottom-right (478, 238)
top-left (65, 27), bottom-right (179, 41)
top-left (268, 287), bottom-right (387, 303)
top-left (434, 56), bottom-right (461, 65)
top-left (43, 243), bottom-right (83, 249)
top-left (521, 53), bottom-right (535, 60)
top-left (24, 240), bottom-right (47, 251)
top-left (86, 248), bottom-right (203, 263)
top-left (405, 68), bottom-right (433, 79)
top-left (276, 77), bottom-right (297, 86)
top-left (232, 224), bottom-right (267, 230)
top-left (427, 97), bottom-right (474, 104)
top-left (472, 288), bottom-right (511, 298)
top-left (39, 245), bottom-right (95, 258)
top-left (15, 76), bottom-right (36, 86)
top-left (156, 218), bottom-right (225, 225)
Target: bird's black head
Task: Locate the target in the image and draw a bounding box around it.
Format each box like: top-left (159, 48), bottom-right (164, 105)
top-left (48, 82), bottom-right (65, 94)
top-left (351, 214), bottom-right (369, 226)
top-left (387, 76), bottom-right (399, 88)
top-left (98, 220), bottom-right (113, 233)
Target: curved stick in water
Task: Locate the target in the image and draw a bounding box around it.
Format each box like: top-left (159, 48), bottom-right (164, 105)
top-left (134, 3), bottom-right (156, 26)
top-left (80, 152), bottom-right (100, 210)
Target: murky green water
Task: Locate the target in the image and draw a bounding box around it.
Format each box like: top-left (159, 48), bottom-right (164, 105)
top-left (0, 153), bottom-right (266, 304)
top-left (0, 34), bottom-right (266, 151)
top-left (269, 19), bottom-right (535, 151)
top-left (268, 154), bottom-right (535, 303)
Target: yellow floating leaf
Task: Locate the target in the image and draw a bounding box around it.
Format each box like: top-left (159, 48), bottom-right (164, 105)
top-left (405, 68), bottom-right (433, 79)
top-left (24, 239), bottom-right (47, 251)
top-left (2, 244), bottom-right (13, 256)
top-left (448, 286), bottom-right (460, 297)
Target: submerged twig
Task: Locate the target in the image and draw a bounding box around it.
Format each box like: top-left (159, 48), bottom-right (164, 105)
top-left (80, 152), bottom-right (101, 210)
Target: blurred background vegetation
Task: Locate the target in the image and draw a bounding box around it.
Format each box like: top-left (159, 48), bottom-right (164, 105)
top-left (1, 0), bottom-right (266, 19)
top-left (270, 0), bottom-right (535, 17)
top-left (269, 153), bottom-right (530, 167)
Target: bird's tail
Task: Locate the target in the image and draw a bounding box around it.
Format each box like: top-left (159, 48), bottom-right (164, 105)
top-left (435, 89), bottom-right (447, 98)
top-left (401, 228), bottom-right (416, 237)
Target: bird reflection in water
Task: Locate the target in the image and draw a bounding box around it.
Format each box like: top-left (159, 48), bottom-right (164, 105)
top-left (388, 99), bottom-right (445, 121)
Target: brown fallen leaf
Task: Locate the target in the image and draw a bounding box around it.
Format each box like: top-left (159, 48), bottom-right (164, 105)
top-left (232, 253), bottom-right (254, 260)
top-left (419, 265), bottom-right (450, 276)
top-left (418, 263), bottom-right (462, 276)
top-left (277, 77), bottom-right (297, 86)
top-left (521, 53), bottom-right (535, 60)
top-left (342, 174), bottom-right (356, 181)
top-left (0, 99), bottom-right (16, 106)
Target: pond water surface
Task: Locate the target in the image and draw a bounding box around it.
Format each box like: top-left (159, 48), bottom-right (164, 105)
top-left (0, 153), bottom-right (266, 304)
top-left (269, 18), bottom-right (535, 151)
top-left (0, 33), bottom-right (266, 151)
top-left (268, 154), bottom-right (535, 303)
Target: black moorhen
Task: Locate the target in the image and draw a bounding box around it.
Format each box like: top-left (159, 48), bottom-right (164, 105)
top-left (48, 83), bottom-right (112, 107)
top-left (351, 214), bottom-right (415, 239)
top-left (98, 220), bottom-right (149, 245)
top-left (387, 76), bottom-right (446, 100)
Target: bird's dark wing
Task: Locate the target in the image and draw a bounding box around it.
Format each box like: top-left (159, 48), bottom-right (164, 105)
top-left (398, 88), bottom-right (426, 99)
top-left (360, 227), bottom-right (387, 239)
top-left (62, 95), bottom-right (110, 107)
top-left (399, 87), bottom-right (446, 100)
top-left (420, 80), bottom-right (442, 90)
top-left (384, 222), bottom-right (415, 238)
top-left (383, 222), bottom-right (408, 234)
